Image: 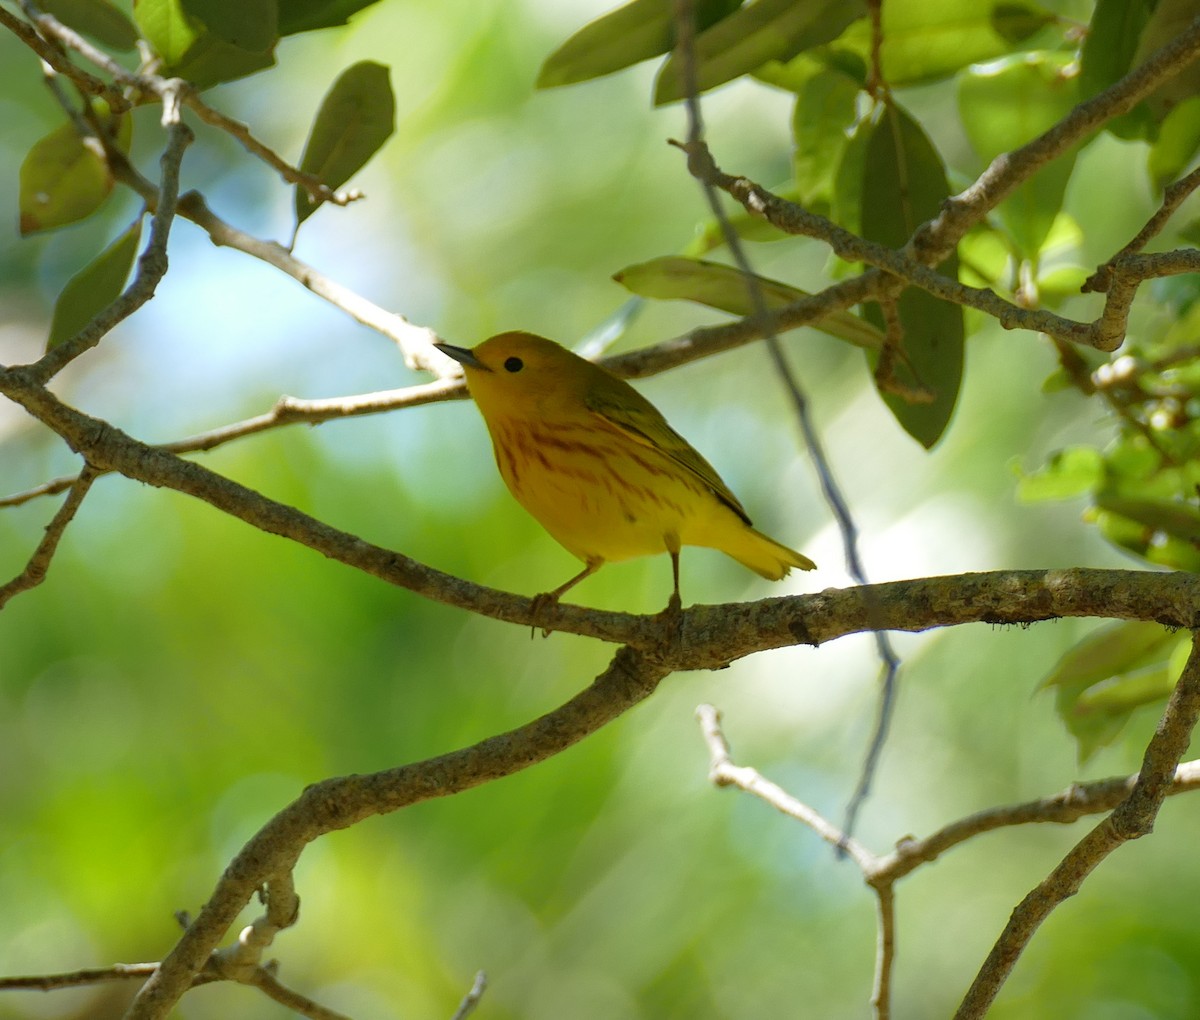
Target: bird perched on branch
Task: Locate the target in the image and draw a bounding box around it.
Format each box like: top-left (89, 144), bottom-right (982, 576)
top-left (436, 331), bottom-right (815, 608)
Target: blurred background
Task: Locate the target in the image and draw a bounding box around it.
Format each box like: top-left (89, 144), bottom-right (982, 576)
top-left (3, 0), bottom-right (1200, 1017)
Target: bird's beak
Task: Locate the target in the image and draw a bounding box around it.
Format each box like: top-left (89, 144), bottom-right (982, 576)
top-left (435, 342), bottom-right (491, 372)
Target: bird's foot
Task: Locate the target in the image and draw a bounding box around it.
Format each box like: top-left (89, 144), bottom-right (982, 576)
top-left (656, 591), bottom-right (684, 649)
top-left (529, 591), bottom-right (560, 639)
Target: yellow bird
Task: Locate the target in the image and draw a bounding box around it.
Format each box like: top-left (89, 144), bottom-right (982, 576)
top-left (436, 332), bottom-right (815, 606)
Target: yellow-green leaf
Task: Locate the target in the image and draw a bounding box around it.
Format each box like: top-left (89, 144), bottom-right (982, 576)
top-left (613, 256), bottom-right (884, 349)
top-left (19, 123), bottom-right (113, 235)
top-left (1041, 621), bottom-right (1184, 762)
top-left (1041, 621), bottom-right (1179, 691)
top-left (47, 220), bottom-right (144, 351)
top-left (826, 0), bottom-right (1055, 87)
top-left (537, 0), bottom-right (741, 89)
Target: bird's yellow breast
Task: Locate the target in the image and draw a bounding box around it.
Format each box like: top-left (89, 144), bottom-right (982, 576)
top-left (486, 414), bottom-right (738, 564)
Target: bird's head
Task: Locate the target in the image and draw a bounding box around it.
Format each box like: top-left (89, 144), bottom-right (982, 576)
top-left (436, 331), bottom-right (594, 415)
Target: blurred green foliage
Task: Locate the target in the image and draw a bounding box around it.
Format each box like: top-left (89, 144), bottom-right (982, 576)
top-left (4, 1), bottom-right (1200, 1018)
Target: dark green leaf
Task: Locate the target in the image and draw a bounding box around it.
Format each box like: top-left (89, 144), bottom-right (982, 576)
top-left (860, 106), bottom-right (963, 448)
top-left (278, 0), bottom-right (385, 35)
top-left (1131, 0), bottom-right (1200, 120)
top-left (47, 220), bottom-right (144, 351)
top-left (42, 0), bottom-right (139, 51)
top-left (613, 256), bottom-right (884, 349)
top-left (1148, 95), bottom-right (1200, 191)
top-left (295, 61), bottom-right (395, 226)
top-left (1080, 0), bottom-right (1155, 97)
top-left (1079, 0), bottom-right (1160, 138)
top-left (537, 0), bottom-right (741, 89)
top-left (134, 0), bottom-right (277, 89)
top-left (654, 0), bottom-right (865, 104)
top-left (959, 53), bottom-right (1079, 259)
top-left (992, 1), bottom-right (1057, 43)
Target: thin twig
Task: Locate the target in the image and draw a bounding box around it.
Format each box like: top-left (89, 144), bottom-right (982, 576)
top-left (920, 15), bottom-right (1200, 264)
top-left (1084, 162), bottom-right (1200, 292)
top-left (124, 646), bottom-right (672, 1020)
top-left (14, 2), bottom-right (353, 203)
top-left (681, 140), bottom-right (1200, 352)
top-left (449, 971), bottom-right (488, 1020)
top-left (696, 705), bottom-right (1200, 1020)
top-left (874, 761), bottom-right (1200, 883)
top-left (671, 0), bottom-right (902, 847)
top-left (0, 466), bottom-right (98, 609)
top-left (0, 6), bottom-right (129, 109)
top-left (0, 964), bottom-right (159, 991)
top-left (23, 81), bottom-right (192, 384)
top-left (246, 968), bottom-right (354, 1020)
top-left (695, 705), bottom-right (875, 866)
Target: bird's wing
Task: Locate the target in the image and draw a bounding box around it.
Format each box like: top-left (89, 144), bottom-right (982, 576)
top-left (585, 387), bottom-right (752, 525)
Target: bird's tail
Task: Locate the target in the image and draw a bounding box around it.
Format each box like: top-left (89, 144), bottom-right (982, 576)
top-left (724, 526), bottom-right (816, 581)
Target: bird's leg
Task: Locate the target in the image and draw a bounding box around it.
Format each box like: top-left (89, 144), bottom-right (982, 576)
top-left (530, 559), bottom-right (602, 637)
top-left (656, 544), bottom-right (685, 646)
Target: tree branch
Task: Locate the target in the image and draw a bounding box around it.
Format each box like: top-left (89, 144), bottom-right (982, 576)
top-left (696, 705), bottom-right (1200, 1020)
top-left (22, 81), bottom-right (192, 384)
top-left (0, 465), bottom-right (98, 608)
top-left (124, 645), bottom-right (671, 1020)
top-left (10, 2), bottom-right (352, 205)
top-left (955, 629), bottom-right (1200, 1018)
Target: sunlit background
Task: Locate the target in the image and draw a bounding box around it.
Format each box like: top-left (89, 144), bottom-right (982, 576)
top-left (4, 1), bottom-right (1199, 1018)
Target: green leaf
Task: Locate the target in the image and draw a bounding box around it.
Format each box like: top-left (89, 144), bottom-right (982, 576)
top-left (831, 115), bottom-right (873, 239)
top-left (1148, 95), bottom-right (1200, 192)
top-left (787, 63), bottom-right (862, 212)
top-left (294, 61), bottom-right (395, 227)
top-left (958, 53), bottom-right (1080, 260)
top-left (46, 220), bottom-right (144, 351)
top-left (1077, 0), bottom-right (1173, 138)
top-left (1079, 0), bottom-right (1155, 100)
top-left (19, 123), bottom-right (113, 235)
top-left (41, 0), bottom-right (138, 51)
top-left (860, 106), bottom-right (963, 448)
top-left (811, 0), bottom-right (1055, 87)
top-left (1095, 495), bottom-right (1200, 543)
top-left (613, 256), bottom-right (884, 349)
top-left (1016, 446), bottom-right (1105, 501)
top-left (134, 0), bottom-right (277, 89)
top-left (1041, 620), bottom-right (1179, 690)
top-left (278, 0), bottom-right (385, 35)
top-left (654, 0), bottom-right (866, 105)
top-left (1041, 620), bottom-right (1183, 762)
top-left (537, 0), bottom-right (741, 89)
top-left (1131, 0), bottom-right (1200, 120)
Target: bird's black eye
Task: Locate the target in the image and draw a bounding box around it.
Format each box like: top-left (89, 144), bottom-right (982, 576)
top-left (504, 356), bottom-right (524, 373)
